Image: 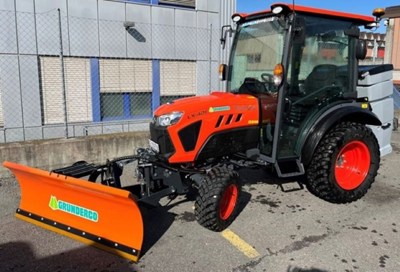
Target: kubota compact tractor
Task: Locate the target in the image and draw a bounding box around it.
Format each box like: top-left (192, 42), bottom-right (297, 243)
top-left (4, 3), bottom-right (395, 262)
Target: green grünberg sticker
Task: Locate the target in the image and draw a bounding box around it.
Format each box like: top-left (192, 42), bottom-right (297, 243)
top-left (49, 195), bottom-right (99, 222)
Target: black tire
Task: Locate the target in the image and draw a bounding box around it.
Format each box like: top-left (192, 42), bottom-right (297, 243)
top-left (306, 122), bottom-right (380, 204)
top-left (195, 166), bottom-right (241, 232)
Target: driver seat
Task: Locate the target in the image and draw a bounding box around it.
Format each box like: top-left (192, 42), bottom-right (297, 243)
top-left (238, 77), bottom-right (266, 96)
top-left (303, 64), bottom-right (337, 95)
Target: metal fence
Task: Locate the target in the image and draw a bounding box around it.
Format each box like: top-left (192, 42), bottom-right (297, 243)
top-left (0, 8), bottom-right (222, 143)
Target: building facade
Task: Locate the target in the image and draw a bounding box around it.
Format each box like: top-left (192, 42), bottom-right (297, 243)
top-left (383, 6), bottom-right (400, 84)
top-left (359, 32), bottom-right (385, 65)
top-left (0, 0), bottom-right (236, 143)
top-left (385, 18), bottom-right (400, 83)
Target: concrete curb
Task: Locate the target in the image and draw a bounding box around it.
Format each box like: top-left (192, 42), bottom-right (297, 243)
top-left (0, 131), bottom-right (149, 179)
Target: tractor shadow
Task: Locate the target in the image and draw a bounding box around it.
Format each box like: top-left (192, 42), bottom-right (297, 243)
top-left (237, 167), bottom-right (306, 210)
top-left (238, 167), bottom-right (305, 192)
top-left (139, 205), bottom-right (176, 256)
top-left (123, 185), bottom-right (177, 257)
top-left (124, 168), bottom-right (306, 258)
top-left (0, 241), bottom-right (138, 271)
top-left (125, 185), bottom-right (251, 258)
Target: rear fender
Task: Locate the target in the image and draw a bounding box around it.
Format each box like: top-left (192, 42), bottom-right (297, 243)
top-left (300, 105), bottom-right (381, 166)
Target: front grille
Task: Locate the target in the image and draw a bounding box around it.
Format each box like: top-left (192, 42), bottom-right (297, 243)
top-left (149, 122), bottom-right (175, 159)
top-left (196, 127), bottom-right (259, 161)
top-left (178, 121), bottom-right (202, 152)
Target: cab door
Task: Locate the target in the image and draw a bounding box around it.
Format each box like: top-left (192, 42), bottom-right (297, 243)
top-left (259, 92), bottom-right (278, 157)
top-left (276, 19), bottom-right (352, 161)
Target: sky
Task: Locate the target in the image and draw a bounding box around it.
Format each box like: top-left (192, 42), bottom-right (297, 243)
top-left (237, 0), bottom-right (399, 33)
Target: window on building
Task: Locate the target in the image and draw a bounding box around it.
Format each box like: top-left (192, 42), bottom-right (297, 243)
top-left (160, 60), bottom-right (196, 104)
top-left (99, 59), bottom-right (152, 120)
top-left (126, 0), bottom-right (151, 3)
top-left (39, 57), bottom-right (92, 125)
top-left (247, 53), bottom-right (262, 64)
top-left (159, 0), bottom-right (195, 8)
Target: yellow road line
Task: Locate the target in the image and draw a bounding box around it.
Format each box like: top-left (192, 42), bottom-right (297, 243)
top-left (221, 229), bottom-right (260, 259)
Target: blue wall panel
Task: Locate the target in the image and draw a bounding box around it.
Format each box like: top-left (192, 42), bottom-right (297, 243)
top-left (152, 60), bottom-right (160, 113)
top-left (90, 58), bottom-right (101, 122)
top-left (123, 94), bottom-right (131, 119)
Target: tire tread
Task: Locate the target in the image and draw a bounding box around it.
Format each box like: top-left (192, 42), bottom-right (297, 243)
top-left (195, 166), bottom-right (240, 231)
top-left (306, 122), bottom-right (380, 203)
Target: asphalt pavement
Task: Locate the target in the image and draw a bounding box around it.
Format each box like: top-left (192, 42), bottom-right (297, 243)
top-left (1, 131), bottom-right (399, 272)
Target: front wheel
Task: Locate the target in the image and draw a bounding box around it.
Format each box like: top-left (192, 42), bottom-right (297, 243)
top-left (195, 166), bottom-right (241, 231)
top-left (306, 122), bottom-right (380, 203)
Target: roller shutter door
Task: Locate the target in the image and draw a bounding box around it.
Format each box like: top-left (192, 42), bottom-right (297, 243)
top-left (40, 57), bottom-right (92, 124)
top-left (160, 61), bottom-right (196, 96)
top-left (99, 59), bottom-right (152, 93)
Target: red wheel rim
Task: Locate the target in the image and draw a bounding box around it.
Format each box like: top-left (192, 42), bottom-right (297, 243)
top-left (335, 140), bottom-right (371, 190)
top-left (219, 184), bottom-right (238, 220)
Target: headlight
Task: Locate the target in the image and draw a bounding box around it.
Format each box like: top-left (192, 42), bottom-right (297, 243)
top-left (156, 112), bottom-right (183, 127)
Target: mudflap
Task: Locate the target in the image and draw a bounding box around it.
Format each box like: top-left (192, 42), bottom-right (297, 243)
top-left (3, 161), bottom-right (144, 262)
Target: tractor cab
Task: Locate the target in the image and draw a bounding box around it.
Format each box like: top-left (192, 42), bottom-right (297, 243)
top-left (221, 3), bottom-right (383, 176)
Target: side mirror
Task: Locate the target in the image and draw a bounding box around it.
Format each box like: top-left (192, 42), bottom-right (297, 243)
top-left (220, 25), bottom-right (233, 50)
top-left (219, 64), bottom-right (228, 81)
top-left (356, 40), bottom-right (367, 60)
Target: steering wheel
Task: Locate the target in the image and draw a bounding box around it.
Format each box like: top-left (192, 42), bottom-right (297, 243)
top-left (261, 73), bottom-right (273, 83)
top-left (261, 73), bottom-right (276, 93)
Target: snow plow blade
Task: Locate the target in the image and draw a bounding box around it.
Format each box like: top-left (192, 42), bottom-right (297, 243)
top-left (3, 161), bottom-right (143, 262)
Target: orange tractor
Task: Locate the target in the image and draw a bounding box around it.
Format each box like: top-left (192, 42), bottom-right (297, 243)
top-left (4, 3), bottom-right (395, 262)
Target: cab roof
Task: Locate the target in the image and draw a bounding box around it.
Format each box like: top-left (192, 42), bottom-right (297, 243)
top-left (236, 3), bottom-right (375, 25)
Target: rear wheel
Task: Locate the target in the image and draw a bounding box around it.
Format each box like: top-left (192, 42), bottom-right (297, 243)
top-left (306, 122), bottom-right (380, 203)
top-left (195, 166), bottom-right (241, 231)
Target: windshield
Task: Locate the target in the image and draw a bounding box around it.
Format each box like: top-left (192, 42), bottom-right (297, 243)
top-left (228, 17), bottom-right (286, 94)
